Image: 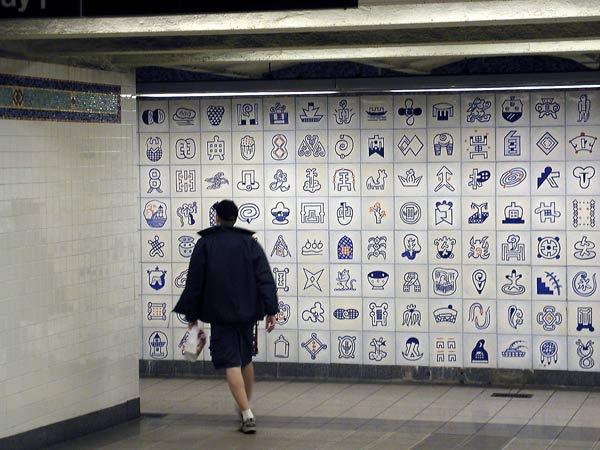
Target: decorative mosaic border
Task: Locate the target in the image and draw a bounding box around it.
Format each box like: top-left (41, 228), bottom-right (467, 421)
top-left (0, 73), bottom-right (121, 123)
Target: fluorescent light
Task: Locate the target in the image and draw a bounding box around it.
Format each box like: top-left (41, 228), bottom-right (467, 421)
top-left (137, 90), bottom-right (340, 98)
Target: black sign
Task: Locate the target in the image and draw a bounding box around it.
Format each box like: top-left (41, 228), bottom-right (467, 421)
top-left (1, 0), bottom-right (357, 18)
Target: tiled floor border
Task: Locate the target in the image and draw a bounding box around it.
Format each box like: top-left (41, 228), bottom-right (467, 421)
top-left (140, 360), bottom-right (600, 388)
top-left (0, 398), bottom-right (140, 450)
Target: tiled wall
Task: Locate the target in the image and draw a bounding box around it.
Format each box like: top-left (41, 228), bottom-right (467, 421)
top-left (139, 92), bottom-right (599, 373)
top-left (0, 58), bottom-right (139, 439)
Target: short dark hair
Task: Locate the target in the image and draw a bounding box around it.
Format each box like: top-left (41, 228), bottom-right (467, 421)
top-left (213, 200), bottom-right (238, 224)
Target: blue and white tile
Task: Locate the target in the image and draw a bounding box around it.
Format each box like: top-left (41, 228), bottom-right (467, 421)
top-left (566, 160), bottom-right (600, 196)
top-left (394, 128), bottom-right (427, 163)
top-left (566, 90), bottom-right (600, 125)
top-left (396, 332), bottom-right (429, 366)
top-left (429, 265), bottom-right (462, 299)
top-left (143, 327), bottom-right (173, 361)
top-left (142, 230), bottom-right (172, 263)
top-left (395, 230), bottom-right (427, 265)
top-left (140, 133), bottom-right (170, 166)
top-left (362, 163), bottom-right (394, 196)
top-left (567, 195), bottom-right (597, 230)
top-left (363, 232), bottom-right (394, 264)
top-left (495, 195), bottom-right (530, 230)
top-left (139, 100), bottom-right (170, 133)
top-left (200, 131), bottom-right (232, 165)
top-left (362, 196), bottom-right (394, 230)
top-left (495, 127), bottom-right (530, 162)
top-left (235, 197), bottom-right (265, 230)
top-left (329, 129), bottom-right (361, 163)
top-left (298, 264), bottom-right (329, 297)
top-left (394, 163), bottom-right (428, 196)
top-left (497, 334), bottom-right (532, 369)
top-left (267, 330), bottom-right (299, 363)
top-left (568, 336), bottom-right (600, 372)
top-left (142, 262), bottom-right (172, 295)
top-left (461, 196), bottom-right (496, 232)
top-left (362, 264), bottom-right (394, 298)
top-left (169, 133), bottom-right (201, 165)
top-left (329, 264), bottom-right (362, 297)
top-left (394, 95), bottom-right (427, 129)
top-left (530, 92), bottom-right (565, 126)
top-left (427, 128), bottom-right (460, 162)
top-left (463, 333), bottom-right (497, 368)
top-left (531, 196), bottom-right (566, 230)
top-left (295, 97), bottom-right (328, 130)
top-left (264, 164), bottom-right (296, 197)
top-left (330, 297), bottom-right (363, 331)
top-left (496, 231), bottom-right (531, 266)
top-left (298, 297), bottom-right (330, 331)
top-left (429, 299), bottom-right (462, 333)
top-left (395, 264), bottom-right (428, 299)
top-left (567, 302), bottom-right (600, 337)
top-left (428, 197), bottom-right (461, 230)
top-left (530, 161), bottom-right (566, 196)
top-left (200, 166), bottom-right (233, 198)
top-left (496, 161), bottom-right (531, 196)
top-left (265, 231), bottom-right (296, 262)
top-left (200, 99), bottom-right (232, 131)
top-left (396, 299), bottom-right (429, 332)
top-left (232, 164), bottom-right (264, 197)
top-left (530, 126), bottom-right (566, 161)
top-left (532, 301), bottom-right (567, 335)
top-left (170, 165), bottom-right (200, 198)
top-left (271, 263), bottom-right (297, 298)
top-left (263, 97), bottom-right (295, 131)
top-left (264, 198), bottom-right (294, 230)
top-left (462, 233), bottom-right (496, 265)
top-left (232, 132), bottom-right (264, 164)
top-left (142, 296), bottom-right (173, 328)
top-left (395, 196), bottom-right (428, 230)
top-left (296, 196), bottom-right (329, 230)
top-left (497, 300), bottom-right (532, 335)
top-left (532, 335), bottom-right (567, 371)
top-left (264, 131), bottom-right (296, 164)
top-left (566, 231), bottom-right (600, 266)
top-left (362, 297), bottom-right (395, 331)
top-left (462, 94), bottom-right (495, 128)
top-left (171, 262), bottom-right (189, 296)
top-left (169, 99), bottom-right (200, 131)
top-left (296, 163), bottom-right (328, 196)
top-left (296, 230), bottom-right (328, 264)
top-left (328, 96), bottom-right (361, 129)
top-left (567, 266), bottom-right (600, 300)
top-left (428, 94), bottom-right (461, 128)
top-left (331, 331), bottom-right (362, 364)
top-left (464, 265), bottom-right (497, 300)
top-left (298, 330), bottom-right (331, 363)
top-left (496, 93), bottom-right (530, 127)
top-left (171, 232), bottom-right (197, 263)
top-left (532, 266), bottom-right (567, 300)
top-left (360, 129), bottom-right (393, 163)
top-left (231, 98), bottom-right (263, 131)
top-left (461, 127), bottom-right (496, 161)
top-left (463, 300), bottom-right (496, 334)
top-left (329, 163), bottom-right (361, 196)
top-left (461, 162), bottom-right (495, 196)
top-left (274, 297), bottom-right (298, 329)
top-left (328, 197), bottom-right (361, 230)
top-left (363, 331), bottom-right (396, 365)
top-left (532, 232), bottom-right (566, 266)
top-left (427, 162), bottom-right (461, 196)
top-left (171, 309), bottom-right (192, 329)
top-left (429, 333), bottom-right (463, 367)
top-left (428, 230), bottom-right (462, 265)
top-left (361, 95), bottom-right (394, 130)
top-left (496, 265), bottom-right (531, 300)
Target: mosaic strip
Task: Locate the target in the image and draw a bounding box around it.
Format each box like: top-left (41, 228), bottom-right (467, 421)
top-left (0, 73), bottom-right (121, 123)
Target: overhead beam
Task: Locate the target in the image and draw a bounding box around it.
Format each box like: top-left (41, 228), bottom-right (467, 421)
top-left (0, 0), bottom-right (599, 40)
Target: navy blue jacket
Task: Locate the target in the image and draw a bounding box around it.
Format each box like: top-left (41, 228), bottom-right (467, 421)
top-left (173, 225), bottom-right (278, 324)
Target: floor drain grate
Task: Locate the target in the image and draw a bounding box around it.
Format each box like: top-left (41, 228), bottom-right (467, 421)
top-left (491, 393), bottom-right (533, 399)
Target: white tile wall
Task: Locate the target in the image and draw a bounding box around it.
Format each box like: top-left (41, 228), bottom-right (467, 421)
top-left (0, 57), bottom-right (139, 439)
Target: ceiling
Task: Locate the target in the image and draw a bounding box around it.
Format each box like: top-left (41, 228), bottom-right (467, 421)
top-left (0, 0), bottom-right (599, 79)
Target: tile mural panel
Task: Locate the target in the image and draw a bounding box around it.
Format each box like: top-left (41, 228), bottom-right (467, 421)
top-left (139, 92), bottom-right (600, 371)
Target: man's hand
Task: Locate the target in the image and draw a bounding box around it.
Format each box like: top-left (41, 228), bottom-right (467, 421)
top-left (265, 315), bottom-right (276, 333)
top-left (187, 320), bottom-right (197, 330)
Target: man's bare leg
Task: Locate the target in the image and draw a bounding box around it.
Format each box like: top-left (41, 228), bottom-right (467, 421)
top-left (225, 367), bottom-right (250, 411)
top-left (241, 362), bottom-right (254, 403)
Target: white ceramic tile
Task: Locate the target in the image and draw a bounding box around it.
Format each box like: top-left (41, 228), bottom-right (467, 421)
top-left (296, 163), bottom-right (328, 196)
top-left (463, 300), bottom-right (496, 334)
top-left (264, 164), bottom-right (296, 197)
top-left (394, 128), bottom-right (427, 163)
top-left (267, 330), bottom-right (299, 363)
top-left (142, 296), bottom-right (172, 328)
top-left (363, 331), bottom-right (396, 365)
top-left (495, 127), bottom-right (531, 162)
top-left (429, 299), bottom-right (462, 334)
top-left (264, 131), bottom-right (296, 164)
top-left (567, 231), bottom-right (600, 266)
top-left (362, 196), bottom-right (394, 229)
top-left (496, 93), bottom-right (531, 127)
top-left (298, 330), bottom-right (331, 363)
top-left (328, 197), bottom-right (361, 230)
top-left (232, 132), bottom-right (264, 164)
top-left (565, 90), bottom-right (600, 126)
top-left (362, 297), bottom-right (395, 331)
top-left (231, 98), bottom-right (263, 131)
top-left (362, 231), bottom-right (393, 264)
top-left (532, 301), bottom-right (567, 335)
top-left (395, 264), bottom-right (429, 299)
top-left (200, 99), bottom-right (232, 131)
top-left (328, 96), bottom-right (361, 130)
top-left (567, 266), bottom-right (600, 300)
top-left (296, 130), bottom-right (329, 162)
top-left (497, 231), bottom-right (531, 266)
top-left (567, 302), bottom-right (600, 337)
top-left (497, 334), bottom-right (532, 369)
top-left (461, 196), bottom-right (496, 232)
top-left (497, 300), bottom-right (532, 335)
top-left (330, 297), bottom-right (363, 331)
top-left (142, 328), bottom-right (173, 361)
top-left (139, 133), bottom-right (170, 166)
top-left (427, 128), bottom-right (461, 162)
top-left (331, 330), bottom-right (363, 364)
top-left (532, 335), bottom-right (567, 371)
top-left (530, 126), bottom-right (566, 161)
top-left (395, 230), bottom-right (427, 265)
top-left (394, 163), bottom-right (428, 197)
top-left (530, 92), bottom-right (566, 126)
top-left (496, 266), bottom-right (531, 300)
top-left (263, 97), bottom-right (296, 131)
top-left (463, 265), bottom-right (497, 299)
top-left (140, 166), bottom-right (171, 197)
top-left (139, 100), bottom-right (170, 133)
top-left (360, 96), bottom-right (394, 130)
top-left (567, 336), bottom-right (600, 372)
top-left (296, 196), bottom-right (329, 230)
top-left (298, 298), bottom-right (330, 331)
top-left (428, 197), bottom-right (461, 230)
top-left (169, 133), bottom-right (201, 165)
top-left (531, 266), bottom-right (567, 300)
top-left (168, 99), bottom-right (200, 131)
top-left (360, 129), bottom-right (393, 163)
top-left (141, 230), bottom-right (172, 263)
top-left (496, 161), bottom-right (531, 196)
top-left (396, 332), bottom-right (429, 366)
top-left (566, 160), bottom-right (600, 196)
top-left (463, 333), bottom-right (497, 368)
top-left (429, 230), bottom-right (462, 264)
top-left (170, 165), bottom-right (200, 197)
top-left (298, 264), bottom-right (329, 297)
top-left (329, 264), bottom-right (362, 297)
top-left (200, 166), bottom-right (233, 198)
top-left (328, 129), bottom-right (361, 163)
top-left (429, 333), bottom-right (463, 367)
top-left (362, 264), bottom-right (395, 298)
top-left (295, 97), bottom-right (328, 130)
top-left (462, 94), bottom-right (496, 128)
top-left (461, 127), bottom-right (496, 161)
top-left (567, 196), bottom-right (597, 231)
top-left (495, 195), bottom-right (530, 230)
top-left (530, 161), bottom-right (566, 196)
top-left (274, 297), bottom-right (298, 329)
top-left (265, 231), bottom-right (296, 262)
top-left (396, 299), bottom-right (429, 333)
top-left (427, 94), bottom-right (461, 128)
top-left (200, 131), bottom-right (232, 165)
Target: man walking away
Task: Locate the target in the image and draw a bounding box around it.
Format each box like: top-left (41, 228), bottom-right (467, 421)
top-left (173, 199), bottom-right (278, 434)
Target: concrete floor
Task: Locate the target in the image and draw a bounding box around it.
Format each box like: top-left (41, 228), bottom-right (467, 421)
top-left (47, 377), bottom-right (600, 449)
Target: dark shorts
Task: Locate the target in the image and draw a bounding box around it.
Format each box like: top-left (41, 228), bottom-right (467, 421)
top-left (209, 322), bottom-right (254, 370)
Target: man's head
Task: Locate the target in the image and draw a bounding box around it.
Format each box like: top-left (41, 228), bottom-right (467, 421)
top-left (213, 200), bottom-right (238, 226)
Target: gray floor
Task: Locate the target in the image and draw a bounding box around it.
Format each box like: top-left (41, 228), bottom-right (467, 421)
top-left (47, 378), bottom-right (600, 449)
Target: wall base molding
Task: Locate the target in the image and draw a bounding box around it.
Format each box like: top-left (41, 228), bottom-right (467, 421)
top-left (140, 360), bottom-right (600, 389)
top-left (0, 398), bottom-right (140, 450)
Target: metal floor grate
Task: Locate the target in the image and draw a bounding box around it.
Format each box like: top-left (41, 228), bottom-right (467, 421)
top-left (491, 393), bottom-right (533, 399)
